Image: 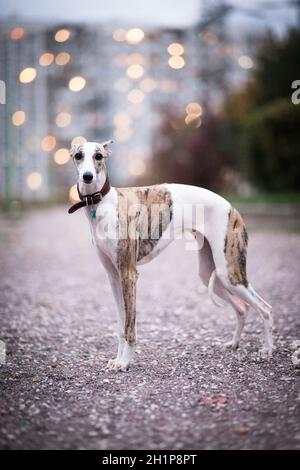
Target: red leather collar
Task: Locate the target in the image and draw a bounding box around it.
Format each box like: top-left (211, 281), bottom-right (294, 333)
top-left (68, 176), bottom-right (111, 214)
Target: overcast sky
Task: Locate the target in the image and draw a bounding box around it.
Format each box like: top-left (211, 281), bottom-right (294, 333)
top-left (0, 0), bottom-right (297, 31)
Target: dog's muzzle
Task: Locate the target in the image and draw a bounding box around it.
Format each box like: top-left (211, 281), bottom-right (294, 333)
top-left (82, 172), bottom-right (94, 183)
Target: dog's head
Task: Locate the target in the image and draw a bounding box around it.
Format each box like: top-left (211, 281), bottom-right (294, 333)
top-left (70, 140), bottom-right (113, 194)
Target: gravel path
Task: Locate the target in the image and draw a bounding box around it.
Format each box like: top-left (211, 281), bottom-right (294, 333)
top-left (0, 207), bottom-right (300, 450)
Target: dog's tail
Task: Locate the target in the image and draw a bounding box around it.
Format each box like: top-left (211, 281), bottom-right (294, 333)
top-left (248, 284), bottom-right (272, 312)
top-left (208, 269), bottom-right (224, 307)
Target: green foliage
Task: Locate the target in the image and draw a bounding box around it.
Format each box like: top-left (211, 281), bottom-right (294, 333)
top-left (254, 29), bottom-right (300, 106)
top-left (151, 29), bottom-right (300, 193)
top-left (223, 28), bottom-right (300, 192)
top-left (150, 112), bottom-right (230, 192)
top-left (243, 99), bottom-right (300, 191)
top-left (223, 191), bottom-right (300, 205)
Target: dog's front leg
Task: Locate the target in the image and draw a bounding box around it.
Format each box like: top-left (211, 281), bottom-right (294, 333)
top-left (105, 267), bottom-right (126, 371)
top-left (96, 251), bottom-right (126, 371)
top-left (104, 260), bottom-right (137, 372)
top-left (116, 266), bottom-right (138, 372)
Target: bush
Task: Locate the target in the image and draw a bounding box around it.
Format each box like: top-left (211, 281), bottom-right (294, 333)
top-left (150, 111), bottom-right (231, 192)
top-left (243, 99), bottom-right (300, 191)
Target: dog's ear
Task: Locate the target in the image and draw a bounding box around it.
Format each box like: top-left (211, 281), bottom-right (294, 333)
top-left (70, 144), bottom-right (78, 157)
top-left (101, 139), bottom-right (113, 158)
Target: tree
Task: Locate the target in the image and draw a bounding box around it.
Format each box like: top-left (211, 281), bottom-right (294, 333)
top-left (223, 28), bottom-right (300, 191)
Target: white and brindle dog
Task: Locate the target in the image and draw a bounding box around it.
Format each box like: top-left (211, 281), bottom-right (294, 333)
top-left (68, 140), bottom-right (273, 372)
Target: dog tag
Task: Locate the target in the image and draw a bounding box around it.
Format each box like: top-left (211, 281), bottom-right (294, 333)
top-left (90, 209), bottom-right (96, 219)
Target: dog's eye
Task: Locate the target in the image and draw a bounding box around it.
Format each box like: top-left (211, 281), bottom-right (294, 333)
top-left (95, 153), bottom-right (103, 161)
top-left (74, 153), bottom-right (83, 161)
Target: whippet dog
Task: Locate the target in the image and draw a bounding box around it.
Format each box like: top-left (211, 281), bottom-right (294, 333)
top-left (68, 140), bottom-right (273, 372)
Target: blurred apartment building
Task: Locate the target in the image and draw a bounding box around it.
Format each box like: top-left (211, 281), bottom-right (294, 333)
top-left (0, 18), bottom-right (254, 202)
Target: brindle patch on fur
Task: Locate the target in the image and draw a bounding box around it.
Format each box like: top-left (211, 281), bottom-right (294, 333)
top-left (117, 185), bottom-right (173, 262)
top-left (116, 185), bottom-right (173, 345)
top-left (224, 208), bottom-right (248, 287)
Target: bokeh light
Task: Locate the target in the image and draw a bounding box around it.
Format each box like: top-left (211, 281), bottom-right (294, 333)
top-left (140, 78), bottom-right (157, 93)
top-left (167, 42), bottom-right (184, 56)
top-left (68, 76), bottom-right (86, 92)
top-left (69, 184), bottom-right (80, 203)
top-left (113, 29), bottom-right (126, 42)
top-left (126, 64), bottom-right (144, 80)
top-left (54, 29), bottom-right (70, 43)
top-left (168, 56), bottom-right (185, 70)
top-left (185, 114), bottom-right (202, 128)
top-left (19, 67), bottom-right (37, 84)
top-left (186, 102), bottom-right (203, 116)
top-left (10, 27), bottom-right (25, 41)
top-left (54, 148), bottom-right (70, 165)
top-left (12, 110), bottom-right (26, 126)
top-left (128, 89), bottom-right (145, 104)
top-left (238, 55), bottom-right (254, 69)
top-left (126, 28), bottom-right (144, 45)
top-left (55, 52), bottom-right (71, 66)
top-left (26, 172), bottom-right (42, 190)
top-left (41, 136), bottom-right (56, 152)
top-left (56, 112), bottom-right (71, 128)
top-left (71, 136), bottom-right (87, 146)
top-left (39, 53), bottom-right (54, 66)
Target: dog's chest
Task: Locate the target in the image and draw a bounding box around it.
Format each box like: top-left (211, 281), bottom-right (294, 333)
top-left (86, 199), bottom-right (118, 262)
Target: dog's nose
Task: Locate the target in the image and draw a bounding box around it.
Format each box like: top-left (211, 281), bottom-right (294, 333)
top-left (83, 172), bottom-right (93, 183)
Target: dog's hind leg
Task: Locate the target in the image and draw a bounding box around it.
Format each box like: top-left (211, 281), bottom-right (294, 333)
top-left (212, 274), bottom-right (250, 349)
top-left (210, 207), bottom-right (273, 357)
top-left (216, 275), bottom-right (273, 357)
top-left (197, 234), bottom-right (249, 349)
top-left (220, 288), bottom-right (250, 349)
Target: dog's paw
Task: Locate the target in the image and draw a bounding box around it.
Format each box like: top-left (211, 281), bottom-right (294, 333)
top-left (105, 359), bottom-right (130, 373)
top-left (259, 347), bottom-right (273, 360)
top-left (116, 361), bottom-right (130, 372)
top-left (105, 359), bottom-right (119, 372)
top-left (225, 340), bottom-right (239, 350)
